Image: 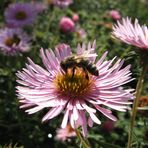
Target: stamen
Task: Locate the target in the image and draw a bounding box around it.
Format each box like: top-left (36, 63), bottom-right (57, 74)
top-left (54, 70), bottom-right (94, 98)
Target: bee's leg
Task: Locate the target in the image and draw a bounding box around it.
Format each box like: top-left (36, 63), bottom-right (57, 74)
top-left (85, 72), bottom-right (89, 80)
top-left (83, 67), bottom-right (89, 80)
top-left (72, 67), bottom-right (76, 78)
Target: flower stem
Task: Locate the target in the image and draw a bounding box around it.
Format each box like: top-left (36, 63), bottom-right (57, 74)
top-left (120, 47), bottom-right (131, 59)
top-left (75, 128), bottom-right (91, 148)
top-left (127, 65), bottom-right (147, 148)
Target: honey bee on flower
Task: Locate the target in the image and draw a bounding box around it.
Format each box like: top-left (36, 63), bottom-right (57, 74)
top-left (16, 41), bottom-right (134, 136)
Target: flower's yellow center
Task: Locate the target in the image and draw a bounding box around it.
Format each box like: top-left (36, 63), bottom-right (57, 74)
top-left (15, 11), bottom-right (27, 20)
top-left (54, 69), bottom-right (93, 98)
top-left (5, 35), bottom-right (20, 47)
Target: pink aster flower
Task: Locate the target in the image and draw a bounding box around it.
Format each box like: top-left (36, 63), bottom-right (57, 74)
top-left (112, 17), bottom-right (148, 50)
top-left (53, 0), bottom-right (73, 8)
top-left (72, 13), bottom-right (79, 23)
top-left (109, 10), bottom-right (121, 20)
top-left (0, 28), bottom-right (30, 55)
top-left (55, 124), bottom-right (76, 142)
top-left (16, 41), bottom-right (134, 136)
top-left (4, 3), bottom-right (38, 28)
top-left (59, 17), bottom-right (75, 33)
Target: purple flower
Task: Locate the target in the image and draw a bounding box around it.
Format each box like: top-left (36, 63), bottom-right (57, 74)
top-left (4, 3), bottom-right (38, 28)
top-left (112, 17), bottom-right (148, 50)
top-left (53, 0), bottom-right (73, 8)
top-left (16, 41), bottom-right (134, 136)
top-left (59, 16), bottom-right (75, 33)
top-left (0, 28), bottom-right (30, 55)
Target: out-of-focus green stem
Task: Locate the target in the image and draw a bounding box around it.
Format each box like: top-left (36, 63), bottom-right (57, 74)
top-left (120, 47), bottom-right (131, 59)
top-left (127, 65), bottom-right (147, 148)
top-left (75, 128), bottom-right (90, 148)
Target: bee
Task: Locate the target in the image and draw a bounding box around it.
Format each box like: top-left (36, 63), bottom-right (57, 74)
top-left (60, 54), bottom-right (99, 80)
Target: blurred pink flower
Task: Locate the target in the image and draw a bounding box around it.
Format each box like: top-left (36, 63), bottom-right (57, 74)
top-left (16, 41), bottom-right (134, 136)
top-left (72, 13), bottom-right (79, 23)
top-left (109, 10), bottom-right (121, 20)
top-left (56, 124), bottom-right (76, 142)
top-left (102, 120), bottom-right (115, 133)
top-left (59, 17), bottom-right (75, 33)
top-left (53, 0), bottom-right (73, 8)
top-left (112, 17), bottom-right (148, 50)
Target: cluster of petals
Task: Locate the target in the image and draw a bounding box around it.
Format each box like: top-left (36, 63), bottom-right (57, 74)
top-left (16, 41), bottom-right (134, 136)
top-left (0, 28), bottom-right (30, 55)
top-left (109, 10), bottom-right (121, 20)
top-left (55, 43), bottom-right (70, 51)
top-left (112, 17), bottom-right (148, 50)
top-left (4, 3), bottom-right (38, 28)
top-left (59, 16), bottom-right (75, 33)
